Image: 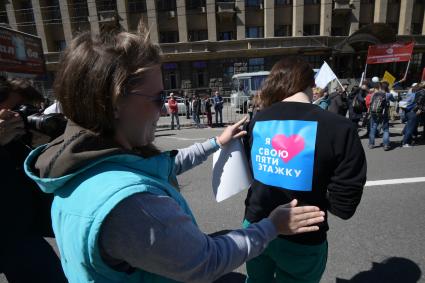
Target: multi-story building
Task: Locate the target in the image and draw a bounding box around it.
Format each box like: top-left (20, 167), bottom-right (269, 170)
top-left (1, 0), bottom-right (425, 94)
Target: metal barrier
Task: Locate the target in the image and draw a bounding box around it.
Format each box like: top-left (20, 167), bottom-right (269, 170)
top-left (206, 96), bottom-right (250, 124)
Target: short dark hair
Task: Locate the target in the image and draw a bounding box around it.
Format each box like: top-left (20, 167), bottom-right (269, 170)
top-left (259, 56), bottom-right (315, 108)
top-left (54, 22), bottom-right (161, 136)
top-left (0, 77), bottom-right (43, 105)
top-left (379, 81), bottom-right (390, 92)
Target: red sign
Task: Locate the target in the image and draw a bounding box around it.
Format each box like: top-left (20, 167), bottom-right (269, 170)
top-left (0, 26), bottom-right (46, 75)
top-left (366, 42), bottom-right (415, 65)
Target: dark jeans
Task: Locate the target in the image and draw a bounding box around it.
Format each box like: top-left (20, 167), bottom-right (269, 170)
top-left (0, 236), bottom-right (67, 283)
top-left (171, 113), bottom-right (180, 129)
top-left (215, 107), bottom-right (223, 125)
top-left (206, 111), bottom-right (212, 127)
top-left (402, 111), bottom-right (418, 145)
top-left (369, 115), bottom-right (390, 146)
top-left (193, 113), bottom-right (200, 127)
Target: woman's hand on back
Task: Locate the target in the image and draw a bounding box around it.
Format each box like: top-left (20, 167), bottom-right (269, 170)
top-left (268, 199), bottom-right (325, 235)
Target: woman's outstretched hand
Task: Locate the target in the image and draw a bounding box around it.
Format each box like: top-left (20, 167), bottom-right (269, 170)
top-left (216, 116), bottom-right (248, 147)
top-left (268, 199), bottom-right (325, 235)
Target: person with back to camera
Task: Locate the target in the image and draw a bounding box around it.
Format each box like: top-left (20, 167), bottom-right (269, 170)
top-left (24, 24), bottom-right (326, 283)
top-left (242, 56), bottom-right (367, 283)
top-left (368, 81), bottom-right (395, 151)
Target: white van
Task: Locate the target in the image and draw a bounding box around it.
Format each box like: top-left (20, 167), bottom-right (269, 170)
top-left (230, 71), bottom-right (270, 110)
top-left (231, 69), bottom-right (320, 110)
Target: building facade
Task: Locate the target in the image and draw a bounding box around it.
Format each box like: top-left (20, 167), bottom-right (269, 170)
top-left (1, 0), bottom-right (425, 95)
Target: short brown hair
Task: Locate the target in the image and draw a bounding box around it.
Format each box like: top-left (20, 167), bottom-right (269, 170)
top-left (54, 23), bottom-right (161, 135)
top-left (0, 77), bottom-right (44, 107)
top-left (259, 56), bottom-right (315, 108)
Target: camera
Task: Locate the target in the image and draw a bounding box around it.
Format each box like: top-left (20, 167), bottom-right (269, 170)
top-left (16, 104), bottom-right (67, 139)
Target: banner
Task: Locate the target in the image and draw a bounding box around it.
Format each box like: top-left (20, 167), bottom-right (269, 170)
top-left (366, 42), bottom-right (414, 65)
top-left (383, 71), bottom-right (396, 87)
top-left (0, 26), bottom-right (45, 75)
top-left (422, 68), bottom-right (425, 82)
top-left (315, 62), bottom-right (337, 89)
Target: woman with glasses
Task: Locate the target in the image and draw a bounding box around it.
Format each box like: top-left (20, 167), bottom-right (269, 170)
top-left (24, 25), bottom-right (325, 283)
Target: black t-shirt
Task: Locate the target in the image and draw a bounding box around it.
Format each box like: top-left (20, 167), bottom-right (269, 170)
top-left (243, 102), bottom-right (367, 245)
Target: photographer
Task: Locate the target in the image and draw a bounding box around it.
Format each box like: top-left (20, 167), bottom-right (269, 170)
top-left (0, 77), bottom-right (67, 282)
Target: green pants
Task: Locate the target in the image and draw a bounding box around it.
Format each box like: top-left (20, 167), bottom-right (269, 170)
top-left (243, 220), bottom-right (328, 283)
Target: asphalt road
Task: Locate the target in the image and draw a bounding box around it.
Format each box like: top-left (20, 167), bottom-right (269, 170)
top-left (153, 123), bottom-right (425, 283)
top-left (2, 122), bottom-right (424, 283)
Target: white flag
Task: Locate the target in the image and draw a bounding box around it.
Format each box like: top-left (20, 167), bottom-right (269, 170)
top-left (359, 71), bottom-right (365, 87)
top-left (315, 62), bottom-right (337, 89)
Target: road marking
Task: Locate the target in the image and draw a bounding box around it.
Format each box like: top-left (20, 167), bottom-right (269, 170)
top-left (366, 177), bottom-right (425, 187)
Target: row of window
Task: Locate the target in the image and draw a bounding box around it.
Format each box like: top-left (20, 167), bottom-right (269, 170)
top-left (159, 19), bottom-right (425, 42)
top-left (161, 30), bottom-right (232, 43)
top-left (248, 0), bottom-right (320, 6)
top-left (160, 26), bottom-right (285, 43)
top-left (4, 0), bottom-right (423, 28)
top-left (162, 21), bottom-right (399, 43)
top-left (146, 0), bottom-right (325, 12)
top-left (246, 25), bottom-right (321, 37)
top-left (163, 58), bottom-right (267, 89)
top-left (146, 0), bottom-right (424, 13)
top-left (165, 55), bottom-right (424, 91)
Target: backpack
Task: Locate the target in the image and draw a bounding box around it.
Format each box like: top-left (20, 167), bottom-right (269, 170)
top-left (352, 93), bottom-right (364, 114)
top-left (318, 96), bottom-right (331, 110)
top-left (414, 90), bottom-right (425, 111)
top-left (370, 92), bottom-right (387, 116)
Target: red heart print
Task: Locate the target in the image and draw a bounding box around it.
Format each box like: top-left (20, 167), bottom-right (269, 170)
top-left (271, 134), bottom-right (305, 163)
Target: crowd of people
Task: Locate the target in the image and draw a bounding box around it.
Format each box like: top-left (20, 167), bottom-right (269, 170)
top-left (166, 91), bottom-right (224, 130)
top-left (167, 75), bottom-right (425, 151)
top-left (312, 78), bottom-right (425, 149)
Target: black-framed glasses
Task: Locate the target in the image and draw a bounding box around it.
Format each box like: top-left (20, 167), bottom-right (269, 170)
top-left (128, 90), bottom-right (167, 109)
top-left (123, 76), bottom-right (167, 108)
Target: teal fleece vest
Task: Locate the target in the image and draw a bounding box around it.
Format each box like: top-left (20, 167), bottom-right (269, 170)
top-left (25, 146), bottom-right (196, 283)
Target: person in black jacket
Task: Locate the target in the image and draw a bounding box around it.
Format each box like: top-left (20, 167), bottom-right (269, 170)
top-left (0, 77), bottom-right (67, 283)
top-left (192, 94), bottom-right (202, 128)
top-left (242, 57), bottom-right (367, 283)
top-left (328, 84), bottom-right (349, 117)
top-left (348, 84), bottom-right (368, 128)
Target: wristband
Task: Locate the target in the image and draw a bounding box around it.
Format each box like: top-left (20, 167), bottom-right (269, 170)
top-left (210, 137), bottom-right (223, 149)
top-left (215, 137), bottom-right (223, 148)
